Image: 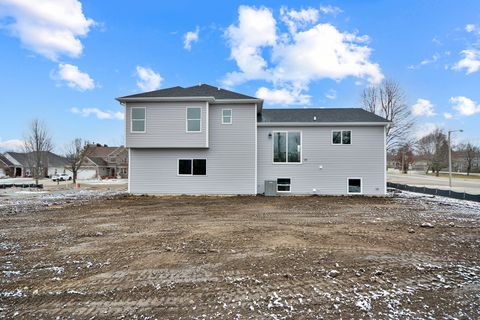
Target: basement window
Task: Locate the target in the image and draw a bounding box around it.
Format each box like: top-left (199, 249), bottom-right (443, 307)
top-left (277, 178), bottom-right (291, 192)
top-left (347, 178), bottom-right (362, 194)
top-left (178, 159), bottom-right (206, 176)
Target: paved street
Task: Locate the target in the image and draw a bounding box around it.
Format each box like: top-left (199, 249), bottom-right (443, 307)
top-left (388, 171), bottom-right (480, 195)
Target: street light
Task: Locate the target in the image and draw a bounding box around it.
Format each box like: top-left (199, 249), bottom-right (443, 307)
top-left (448, 129), bottom-right (463, 188)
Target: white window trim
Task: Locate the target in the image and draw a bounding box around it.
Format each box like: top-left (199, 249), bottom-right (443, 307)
top-left (177, 158), bottom-right (207, 176)
top-left (186, 107), bottom-right (202, 133)
top-left (347, 177), bottom-right (363, 194)
top-left (222, 108), bottom-right (233, 125)
top-left (277, 177), bottom-right (291, 193)
top-left (272, 131), bottom-right (303, 164)
top-left (331, 129), bottom-right (352, 145)
top-left (130, 107), bottom-right (146, 133)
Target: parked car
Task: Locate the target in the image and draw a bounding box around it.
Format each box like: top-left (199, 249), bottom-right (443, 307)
top-left (52, 173), bottom-right (72, 181)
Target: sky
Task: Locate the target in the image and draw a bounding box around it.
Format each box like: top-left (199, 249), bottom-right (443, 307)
top-left (0, 0), bottom-right (480, 153)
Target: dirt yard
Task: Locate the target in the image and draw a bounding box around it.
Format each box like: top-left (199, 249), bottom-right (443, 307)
top-left (1, 192), bottom-right (479, 319)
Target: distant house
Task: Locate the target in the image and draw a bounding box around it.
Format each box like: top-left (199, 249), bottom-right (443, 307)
top-left (0, 154), bottom-right (14, 177)
top-left (80, 145), bottom-right (128, 179)
top-left (3, 151), bottom-right (69, 178)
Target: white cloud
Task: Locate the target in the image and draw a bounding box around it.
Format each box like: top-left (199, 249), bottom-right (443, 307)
top-left (443, 112), bottom-right (453, 119)
top-left (465, 24), bottom-right (477, 33)
top-left (319, 5), bottom-right (342, 16)
top-left (0, 0), bottom-right (95, 61)
top-left (411, 98), bottom-right (435, 117)
top-left (223, 5), bottom-right (382, 103)
top-left (449, 96), bottom-right (480, 116)
top-left (0, 138), bottom-right (24, 151)
top-left (183, 26), bottom-right (199, 50)
top-left (70, 107), bottom-right (124, 120)
top-left (452, 49), bottom-right (480, 74)
top-left (325, 89), bottom-right (337, 100)
top-left (415, 122), bottom-right (438, 140)
top-left (256, 87), bottom-right (310, 105)
top-left (224, 6), bottom-right (276, 86)
top-left (135, 66), bottom-right (163, 92)
top-left (52, 63), bottom-right (95, 90)
top-left (280, 7), bottom-right (319, 33)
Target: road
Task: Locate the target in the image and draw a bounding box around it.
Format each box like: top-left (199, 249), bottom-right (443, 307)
top-left (388, 170), bottom-right (480, 195)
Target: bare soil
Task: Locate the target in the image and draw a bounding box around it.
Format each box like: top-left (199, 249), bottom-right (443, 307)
top-left (1, 193), bottom-right (479, 319)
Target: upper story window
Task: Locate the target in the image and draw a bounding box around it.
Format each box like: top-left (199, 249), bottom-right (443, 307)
top-left (332, 130), bottom-right (351, 145)
top-left (222, 109), bottom-right (232, 124)
top-left (186, 107), bottom-right (201, 132)
top-left (273, 131), bottom-right (301, 163)
top-left (131, 107), bottom-right (146, 133)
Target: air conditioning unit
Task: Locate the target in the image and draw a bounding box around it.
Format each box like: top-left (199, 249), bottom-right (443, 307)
top-left (264, 180), bottom-right (277, 196)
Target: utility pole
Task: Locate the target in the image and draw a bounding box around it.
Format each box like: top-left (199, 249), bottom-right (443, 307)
top-left (448, 129), bottom-right (463, 188)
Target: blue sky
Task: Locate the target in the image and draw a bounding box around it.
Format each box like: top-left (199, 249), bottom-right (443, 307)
top-left (1, 0), bottom-right (479, 153)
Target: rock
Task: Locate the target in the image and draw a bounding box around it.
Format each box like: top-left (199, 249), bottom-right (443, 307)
top-left (328, 270), bottom-right (340, 278)
top-left (420, 223), bottom-right (434, 228)
top-left (373, 270), bottom-right (383, 276)
top-left (408, 228), bottom-right (415, 233)
top-left (165, 246), bottom-right (172, 252)
top-left (448, 222), bottom-right (455, 227)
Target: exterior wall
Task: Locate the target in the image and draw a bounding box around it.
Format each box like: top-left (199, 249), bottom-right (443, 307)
top-left (129, 104), bottom-right (257, 194)
top-left (125, 101), bottom-right (208, 148)
top-left (257, 125), bottom-right (386, 195)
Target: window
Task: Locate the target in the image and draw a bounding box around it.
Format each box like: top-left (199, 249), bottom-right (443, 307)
top-left (131, 107), bottom-right (146, 132)
top-left (178, 159), bottom-right (206, 176)
top-left (186, 107), bottom-right (201, 132)
top-left (277, 178), bottom-right (291, 192)
top-left (273, 131), bottom-right (301, 163)
top-left (332, 130), bottom-right (351, 144)
top-left (222, 109), bottom-right (232, 124)
top-left (347, 178), bottom-right (362, 194)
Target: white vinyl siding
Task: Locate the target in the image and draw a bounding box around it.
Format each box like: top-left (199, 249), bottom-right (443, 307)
top-left (257, 126), bottom-right (385, 195)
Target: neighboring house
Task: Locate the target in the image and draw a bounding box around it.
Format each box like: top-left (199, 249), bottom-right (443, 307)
top-left (117, 84), bottom-right (389, 195)
top-left (0, 154), bottom-right (14, 177)
top-left (80, 145), bottom-right (128, 179)
top-left (3, 151), bottom-right (69, 178)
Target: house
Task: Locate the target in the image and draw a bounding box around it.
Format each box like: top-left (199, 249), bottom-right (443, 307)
top-left (80, 145), bottom-right (128, 179)
top-left (0, 154), bottom-right (14, 177)
top-left (117, 84), bottom-right (389, 195)
top-left (3, 151), bottom-right (69, 178)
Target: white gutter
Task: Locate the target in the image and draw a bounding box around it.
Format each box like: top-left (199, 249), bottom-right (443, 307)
top-left (257, 121), bottom-right (391, 127)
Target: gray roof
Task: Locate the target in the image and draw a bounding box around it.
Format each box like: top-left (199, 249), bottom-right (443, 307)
top-left (118, 84), bottom-right (258, 100)
top-left (6, 151), bottom-right (68, 167)
top-left (258, 108), bottom-right (389, 123)
top-left (0, 154), bottom-right (14, 167)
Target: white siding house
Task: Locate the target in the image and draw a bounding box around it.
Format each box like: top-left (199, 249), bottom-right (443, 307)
top-left (117, 84), bottom-right (389, 196)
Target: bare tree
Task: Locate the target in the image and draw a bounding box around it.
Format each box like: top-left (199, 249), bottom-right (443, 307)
top-left (24, 119), bottom-right (53, 185)
top-left (360, 79), bottom-right (414, 152)
top-left (457, 142), bottom-right (479, 175)
top-left (393, 143), bottom-right (415, 174)
top-left (65, 139), bottom-right (92, 184)
top-left (416, 129), bottom-right (448, 176)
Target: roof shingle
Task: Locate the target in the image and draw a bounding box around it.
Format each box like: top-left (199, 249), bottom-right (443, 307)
top-left (258, 108), bottom-right (389, 123)
top-left (119, 84), bottom-right (258, 100)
